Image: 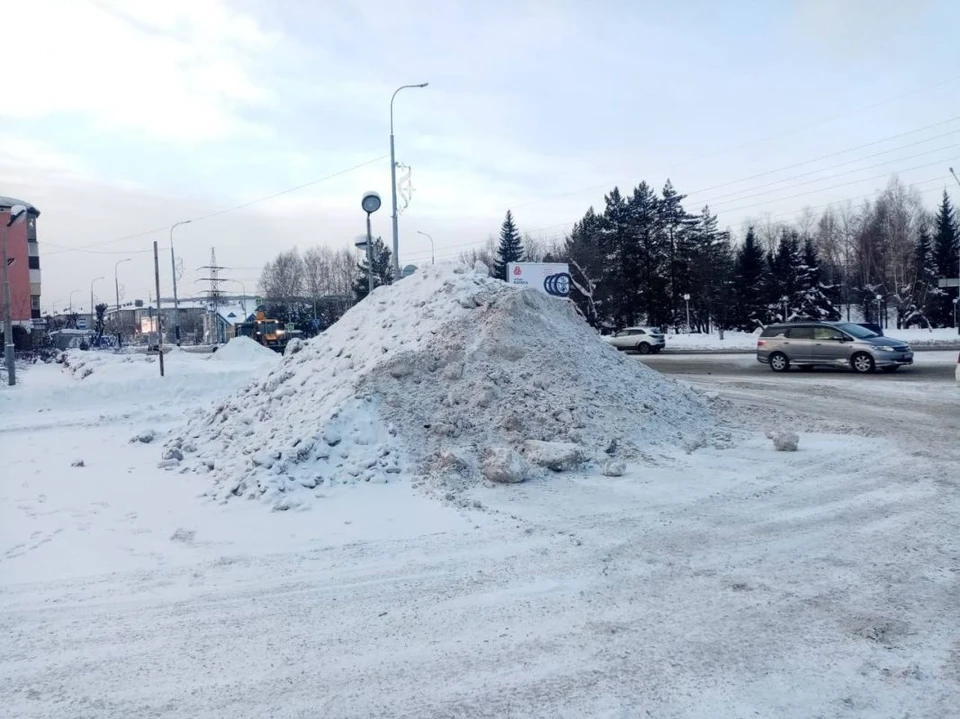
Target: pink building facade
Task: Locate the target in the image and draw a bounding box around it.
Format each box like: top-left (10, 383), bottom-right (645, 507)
top-left (0, 196), bottom-right (41, 331)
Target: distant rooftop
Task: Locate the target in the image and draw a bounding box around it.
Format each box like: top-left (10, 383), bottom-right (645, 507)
top-left (0, 196), bottom-right (40, 216)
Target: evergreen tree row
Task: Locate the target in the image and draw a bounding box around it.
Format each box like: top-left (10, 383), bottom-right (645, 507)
top-left (490, 176), bottom-right (959, 331)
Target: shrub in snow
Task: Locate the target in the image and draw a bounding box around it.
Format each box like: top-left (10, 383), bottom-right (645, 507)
top-left (766, 431), bottom-right (799, 452)
top-left (71, 459), bottom-right (85, 468)
top-left (168, 263), bottom-right (715, 508)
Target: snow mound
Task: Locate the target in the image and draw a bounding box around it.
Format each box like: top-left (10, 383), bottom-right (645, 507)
top-left (211, 336), bottom-right (281, 364)
top-left (169, 263), bottom-right (715, 508)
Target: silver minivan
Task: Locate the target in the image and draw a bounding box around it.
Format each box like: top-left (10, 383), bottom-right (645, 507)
top-left (757, 322), bottom-right (913, 373)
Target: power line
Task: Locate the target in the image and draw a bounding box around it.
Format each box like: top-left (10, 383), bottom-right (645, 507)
top-left (44, 155), bottom-right (387, 256)
top-left (684, 116), bottom-right (960, 197)
top-left (434, 78), bottom-right (960, 225)
top-left (708, 144), bottom-right (959, 207)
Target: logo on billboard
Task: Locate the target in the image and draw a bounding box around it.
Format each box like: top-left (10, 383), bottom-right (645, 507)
top-left (543, 273), bottom-right (571, 297)
top-left (513, 266), bottom-right (522, 276)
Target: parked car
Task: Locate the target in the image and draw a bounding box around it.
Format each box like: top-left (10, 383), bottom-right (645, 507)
top-left (756, 321), bottom-right (913, 373)
top-left (604, 327), bottom-right (666, 354)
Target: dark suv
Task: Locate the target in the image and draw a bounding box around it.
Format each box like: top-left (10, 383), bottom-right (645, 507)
top-left (757, 321), bottom-right (913, 373)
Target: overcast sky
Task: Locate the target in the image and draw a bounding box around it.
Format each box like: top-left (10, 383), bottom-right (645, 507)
top-left (2, 0), bottom-right (959, 310)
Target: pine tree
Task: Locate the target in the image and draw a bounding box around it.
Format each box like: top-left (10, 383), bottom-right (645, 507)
top-left (684, 206), bottom-right (732, 332)
top-left (765, 230), bottom-right (802, 322)
top-left (792, 237), bottom-right (839, 321)
top-left (658, 180), bottom-right (696, 324)
top-left (353, 237), bottom-right (394, 302)
top-left (932, 191), bottom-right (959, 326)
top-left (564, 207), bottom-right (605, 327)
top-left (493, 210), bottom-right (525, 281)
top-left (732, 228), bottom-right (767, 329)
top-left (902, 226), bottom-right (937, 328)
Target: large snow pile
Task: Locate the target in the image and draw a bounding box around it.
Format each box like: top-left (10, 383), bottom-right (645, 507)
top-left (210, 336), bottom-right (280, 365)
top-left (169, 264), bottom-right (717, 508)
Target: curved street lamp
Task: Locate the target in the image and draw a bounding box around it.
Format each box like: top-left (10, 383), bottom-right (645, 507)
top-left (416, 230), bottom-right (435, 265)
top-left (389, 82), bottom-right (428, 279)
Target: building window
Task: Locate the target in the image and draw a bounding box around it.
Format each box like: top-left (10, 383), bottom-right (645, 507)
top-left (26, 217), bottom-right (36, 241)
top-left (28, 256), bottom-right (40, 269)
top-left (31, 296), bottom-right (40, 319)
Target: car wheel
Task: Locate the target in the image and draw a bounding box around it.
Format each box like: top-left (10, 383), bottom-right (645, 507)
top-left (881, 365), bottom-right (900, 373)
top-left (851, 352), bottom-right (875, 374)
top-left (769, 352), bottom-right (790, 372)
top-left (637, 342), bottom-right (651, 355)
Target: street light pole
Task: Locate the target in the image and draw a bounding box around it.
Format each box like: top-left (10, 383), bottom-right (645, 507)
top-left (875, 293), bottom-right (883, 327)
top-left (361, 191), bottom-right (383, 297)
top-left (115, 258), bottom-right (131, 347)
top-left (949, 168), bottom-right (960, 335)
top-left (169, 219), bottom-right (191, 346)
top-left (68, 289), bottom-right (80, 314)
top-left (2, 204), bottom-right (28, 385)
top-left (417, 230), bottom-right (435, 265)
top-left (90, 276), bottom-right (105, 342)
top-left (683, 293), bottom-right (691, 334)
top-left (389, 82), bottom-right (428, 280)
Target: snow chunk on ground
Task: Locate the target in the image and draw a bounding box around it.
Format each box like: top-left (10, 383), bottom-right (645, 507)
top-left (170, 263), bottom-right (716, 507)
top-left (522, 440), bottom-right (585, 471)
top-left (767, 430), bottom-right (800, 451)
top-left (210, 336), bottom-right (281, 365)
top-left (481, 447), bottom-right (529, 483)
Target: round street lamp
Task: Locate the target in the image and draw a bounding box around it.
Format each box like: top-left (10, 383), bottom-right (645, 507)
top-left (361, 192), bottom-right (382, 296)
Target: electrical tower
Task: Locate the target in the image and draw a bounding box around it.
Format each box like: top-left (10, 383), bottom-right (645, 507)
top-left (198, 247), bottom-right (227, 343)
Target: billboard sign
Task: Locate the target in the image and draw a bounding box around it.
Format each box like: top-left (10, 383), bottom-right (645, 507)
top-left (505, 262), bottom-right (571, 298)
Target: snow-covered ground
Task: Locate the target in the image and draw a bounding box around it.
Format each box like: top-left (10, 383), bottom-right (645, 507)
top-left (662, 327), bottom-right (960, 351)
top-left (2, 289), bottom-right (959, 717)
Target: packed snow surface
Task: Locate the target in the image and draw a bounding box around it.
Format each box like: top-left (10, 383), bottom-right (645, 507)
top-left (171, 263), bottom-right (716, 507)
top-left (210, 336), bottom-right (280, 365)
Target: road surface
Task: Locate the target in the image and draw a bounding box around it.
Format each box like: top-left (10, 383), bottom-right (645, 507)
top-left (636, 351), bottom-right (960, 452)
top-left (636, 352), bottom-right (958, 382)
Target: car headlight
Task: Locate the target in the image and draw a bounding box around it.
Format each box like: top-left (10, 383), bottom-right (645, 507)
top-left (874, 346), bottom-right (894, 351)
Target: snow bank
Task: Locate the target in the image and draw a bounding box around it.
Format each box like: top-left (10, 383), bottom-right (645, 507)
top-left (170, 263), bottom-right (716, 508)
top-left (211, 336), bottom-right (281, 365)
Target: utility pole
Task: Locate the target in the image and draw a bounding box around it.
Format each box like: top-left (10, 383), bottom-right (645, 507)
top-left (170, 220), bottom-right (191, 346)
top-left (389, 83), bottom-right (428, 279)
top-left (114, 258), bottom-right (131, 348)
top-left (153, 242), bottom-right (165, 377)
top-left (949, 168), bottom-right (960, 335)
top-left (2, 204), bottom-right (28, 386)
top-left (198, 247), bottom-right (227, 344)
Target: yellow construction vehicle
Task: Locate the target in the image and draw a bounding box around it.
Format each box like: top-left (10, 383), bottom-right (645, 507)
top-left (235, 309), bottom-right (288, 352)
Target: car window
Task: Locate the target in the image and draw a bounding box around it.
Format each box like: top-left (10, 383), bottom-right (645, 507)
top-left (786, 326), bottom-right (815, 339)
top-left (760, 326), bottom-right (787, 338)
top-left (635, 329), bottom-right (646, 335)
top-left (813, 327), bottom-right (844, 340)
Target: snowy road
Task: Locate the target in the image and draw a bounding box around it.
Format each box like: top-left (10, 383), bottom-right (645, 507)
top-left (637, 350), bottom-right (958, 382)
top-left (2, 352), bottom-right (959, 718)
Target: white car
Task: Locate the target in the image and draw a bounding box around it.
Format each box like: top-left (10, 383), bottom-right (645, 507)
top-left (604, 327), bottom-right (666, 355)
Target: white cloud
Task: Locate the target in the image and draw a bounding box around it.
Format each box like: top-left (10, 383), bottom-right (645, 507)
top-left (0, 0), bottom-right (277, 144)
top-left (0, 137), bottom-right (93, 183)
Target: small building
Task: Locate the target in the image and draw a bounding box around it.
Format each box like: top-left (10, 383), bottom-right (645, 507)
top-left (0, 196), bottom-right (42, 346)
top-left (205, 304), bottom-right (254, 344)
